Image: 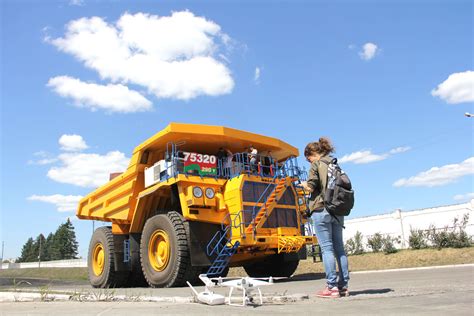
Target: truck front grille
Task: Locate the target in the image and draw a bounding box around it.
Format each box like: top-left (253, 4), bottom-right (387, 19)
top-left (242, 206), bottom-right (298, 228)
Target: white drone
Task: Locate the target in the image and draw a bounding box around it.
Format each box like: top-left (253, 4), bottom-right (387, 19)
top-left (187, 274), bottom-right (284, 307)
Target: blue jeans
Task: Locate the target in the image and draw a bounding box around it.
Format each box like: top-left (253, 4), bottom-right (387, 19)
top-left (312, 210), bottom-right (350, 288)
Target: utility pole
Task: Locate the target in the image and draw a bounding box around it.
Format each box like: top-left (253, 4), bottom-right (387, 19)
top-left (1, 241), bottom-right (4, 264)
top-left (38, 237), bottom-right (42, 268)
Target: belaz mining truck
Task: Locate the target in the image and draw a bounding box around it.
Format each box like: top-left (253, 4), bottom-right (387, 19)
top-left (76, 123), bottom-right (315, 288)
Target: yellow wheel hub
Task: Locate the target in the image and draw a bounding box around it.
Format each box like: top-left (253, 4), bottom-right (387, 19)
top-left (148, 230), bottom-right (170, 272)
top-left (92, 243), bottom-right (105, 276)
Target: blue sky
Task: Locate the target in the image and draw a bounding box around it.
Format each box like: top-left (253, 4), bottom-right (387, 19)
top-left (1, 0), bottom-right (473, 259)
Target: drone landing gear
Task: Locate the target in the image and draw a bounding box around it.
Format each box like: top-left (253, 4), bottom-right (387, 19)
top-left (228, 286), bottom-right (263, 307)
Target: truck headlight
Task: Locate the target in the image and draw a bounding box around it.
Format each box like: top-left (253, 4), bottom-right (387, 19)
top-left (298, 197), bottom-right (305, 205)
top-left (205, 188), bottom-right (215, 199)
top-left (193, 187), bottom-right (203, 198)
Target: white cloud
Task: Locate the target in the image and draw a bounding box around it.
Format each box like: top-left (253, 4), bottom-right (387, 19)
top-left (431, 71), bottom-right (474, 104)
top-left (454, 192), bottom-right (474, 201)
top-left (48, 76), bottom-right (152, 113)
top-left (59, 134), bottom-right (88, 152)
top-left (28, 194), bottom-right (83, 212)
top-left (359, 42), bottom-right (379, 61)
top-left (47, 151), bottom-right (129, 188)
top-left (28, 151), bottom-right (58, 165)
top-left (340, 146), bottom-right (410, 164)
top-left (254, 67), bottom-right (261, 84)
top-left (47, 11), bottom-right (234, 102)
top-left (30, 158), bottom-right (59, 165)
top-left (394, 157), bottom-right (474, 187)
top-left (389, 146), bottom-right (411, 154)
top-left (69, 0), bottom-right (84, 6)
top-left (339, 150), bottom-right (388, 164)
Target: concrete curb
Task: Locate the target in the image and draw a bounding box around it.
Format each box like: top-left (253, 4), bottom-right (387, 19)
top-left (351, 263), bottom-right (474, 274)
top-left (0, 291), bottom-right (309, 304)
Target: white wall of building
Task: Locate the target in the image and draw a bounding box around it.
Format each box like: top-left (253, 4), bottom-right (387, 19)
top-left (343, 200), bottom-right (474, 249)
top-left (1, 259), bottom-right (86, 270)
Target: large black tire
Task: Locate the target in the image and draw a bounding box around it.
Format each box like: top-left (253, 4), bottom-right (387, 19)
top-left (243, 254), bottom-right (299, 278)
top-left (140, 212), bottom-right (201, 287)
top-left (87, 227), bottom-right (129, 288)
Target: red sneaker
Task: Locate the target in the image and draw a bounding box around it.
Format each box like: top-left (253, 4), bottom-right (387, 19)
top-left (316, 286), bottom-right (340, 298)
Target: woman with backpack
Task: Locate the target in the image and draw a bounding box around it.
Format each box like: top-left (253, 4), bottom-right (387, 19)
top-left (301, 137), bottom-right (350, 298)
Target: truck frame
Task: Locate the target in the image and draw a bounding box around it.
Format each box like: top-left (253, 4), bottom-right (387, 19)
top-left (77, 123), bottom-right (315, 288)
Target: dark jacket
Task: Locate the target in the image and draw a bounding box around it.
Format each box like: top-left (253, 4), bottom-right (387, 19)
top-left (307, 155), bottom-right (332, 212)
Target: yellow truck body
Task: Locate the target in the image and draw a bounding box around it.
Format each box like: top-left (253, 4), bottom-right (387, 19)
top-left (77, 123), bottom-right (315, 288)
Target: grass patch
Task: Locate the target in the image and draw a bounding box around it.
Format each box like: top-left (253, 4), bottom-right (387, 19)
top-left (229, 247), bottom-right (474, 277)
top-left (0, 267), bottom-right (88, 281)
top-left (340, 247), bottom-right (474, 271)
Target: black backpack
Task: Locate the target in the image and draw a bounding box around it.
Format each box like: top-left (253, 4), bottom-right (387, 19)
top-left (321, 158), bottom-right (355, 216)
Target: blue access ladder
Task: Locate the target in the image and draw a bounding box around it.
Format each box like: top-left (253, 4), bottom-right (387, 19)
top-left (206, 217), bottom-right (240, 277)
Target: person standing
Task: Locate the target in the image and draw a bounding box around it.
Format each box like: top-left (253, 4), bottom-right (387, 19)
top-left (248, 145), bottom-right (258, 173)
top-left (216, 147), bottom-right (228, 176)
top-left (224, 148), bottom-right (233, 176)
top-left (301, 137), bottom-right (350, 298)
top-left (262, 150), bottom-right (273, 176)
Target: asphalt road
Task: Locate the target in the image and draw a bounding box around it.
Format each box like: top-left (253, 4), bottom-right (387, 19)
top-left (1, 265), bottom-right (473, 315)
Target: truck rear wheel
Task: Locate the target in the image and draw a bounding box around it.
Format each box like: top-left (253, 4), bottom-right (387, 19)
top-left (88, 227), bottom-right (129, 288)
top-left (140, 212), bottom-right (200, 287)
top-left (243, 254), bottom-right (299, 278)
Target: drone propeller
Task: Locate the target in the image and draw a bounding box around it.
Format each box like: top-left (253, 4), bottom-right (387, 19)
top-left (207, 276), bottom-right (287, 281)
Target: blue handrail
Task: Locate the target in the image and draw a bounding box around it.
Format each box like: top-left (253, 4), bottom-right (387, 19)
top-left (157, 142), bottom-right (305, 182)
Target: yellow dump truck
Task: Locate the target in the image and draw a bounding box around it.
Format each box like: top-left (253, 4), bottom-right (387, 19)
top-left (77, 123), bottom-right (315, 288)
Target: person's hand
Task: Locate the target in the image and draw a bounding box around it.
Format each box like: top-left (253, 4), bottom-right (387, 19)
top-left (300, 181), bottom-right (313, 193)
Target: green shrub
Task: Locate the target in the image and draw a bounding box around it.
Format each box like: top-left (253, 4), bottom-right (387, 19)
top-left (428, 214), bottom-right (472, 249)
top-left (449, 214), bottom-right (472, 248)
top-left (382, 235), bottom-right (399, 254)
top-left (409, 229), bottom-right (429, 249)
top-left (345, 231), bottom-right (364, 255)
top-left (367, 233), bottom-right (383, 252)
top-left (428, 225), bottom-right (449, 250)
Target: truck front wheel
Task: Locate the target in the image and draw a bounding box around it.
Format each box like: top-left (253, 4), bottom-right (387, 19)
top-left (87, 227), bottom-right (129, 288)
top-left (140, 212), bottom-right (200, 287)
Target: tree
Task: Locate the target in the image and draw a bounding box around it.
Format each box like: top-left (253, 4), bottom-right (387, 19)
top-left (44, 233), bottom-right (57, 261)
top-left (31, 234), bottom-right (47, 262)
top-left (17, 219), bottom-right (79, 262)
top-left (18, 237), bottom-right (35, 262)
top-left (53, 219), bottom-right (79, 259)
